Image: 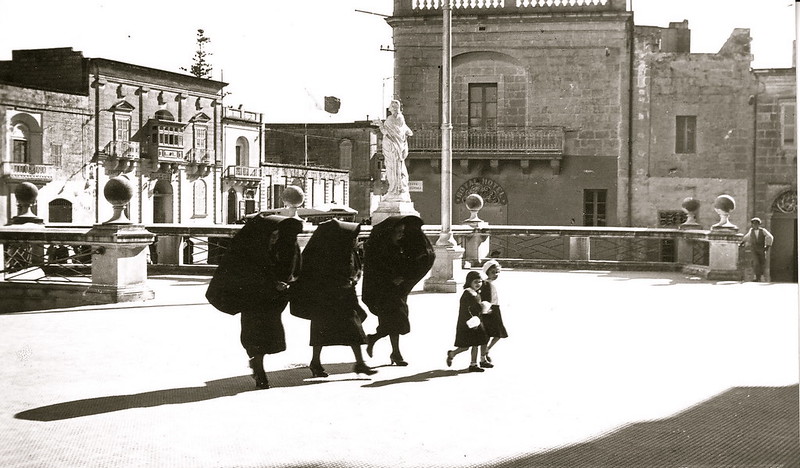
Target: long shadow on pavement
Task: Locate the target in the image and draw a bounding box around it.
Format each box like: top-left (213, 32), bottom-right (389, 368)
top-left (362, 369), bottom-right (462, 387)
top-left (14, 363), bottom-right (368, 422)
top-left (484, 385), bottom-right (799, 468)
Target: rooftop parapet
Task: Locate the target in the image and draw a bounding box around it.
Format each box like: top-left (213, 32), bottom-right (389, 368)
top-left (393, 0), bottom-right (627, 16)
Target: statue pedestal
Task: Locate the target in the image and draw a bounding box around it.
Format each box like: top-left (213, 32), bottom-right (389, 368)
top-left (371, 195), bottom-right (419, 225)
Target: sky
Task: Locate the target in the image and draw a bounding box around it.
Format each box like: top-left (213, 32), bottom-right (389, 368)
top-left (0, 0), bottom-right (795, 123)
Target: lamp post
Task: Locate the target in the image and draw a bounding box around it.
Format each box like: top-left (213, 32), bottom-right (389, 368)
top-left (424, 0), bottom-right (463, 293)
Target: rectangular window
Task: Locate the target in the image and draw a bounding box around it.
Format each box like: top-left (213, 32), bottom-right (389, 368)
top-left (468, 83), bottom-right (498, 148)
top-left (583, 189), bottom-right (607, 226)
top-left (195, 126), bottom-right (207, 149)
top-left (308, 178), bottom-right (315, 207)
top-left (781, 101), bottom-right (796, 147)
top-left (115, 115), bottom-right (131, 141)
top-left (675, 115), bottom-right (696, 154)
top-left (50, 144), bottom-right (63, 165)
top-left (12, 140), bottom-right (28, 163)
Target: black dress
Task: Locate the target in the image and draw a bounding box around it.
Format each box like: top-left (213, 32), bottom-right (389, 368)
top-left (291, 219), bottom-right (368, 346)
top-left (206, 214), bottom-right (302, 356)
top-left (479, 280), bottom-right (508, 338)
top-left (454, 289), bottom-right (489, 347)
top-left (362, 215), bottom-right (435, 336)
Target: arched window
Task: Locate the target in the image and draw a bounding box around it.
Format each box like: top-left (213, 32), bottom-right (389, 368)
top-left (193, 180), bottom-right (207, 217)
top-left (11, 123), bottom-right (30, 163)
top-left (235, 136), bottom-right (250, 166)
top-left (339, 139), bottom-right (353, 170)
top-left (48, 198), bottom-right (73, 223)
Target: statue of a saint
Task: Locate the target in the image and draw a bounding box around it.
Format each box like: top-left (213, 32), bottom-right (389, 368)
top-left (373, 100), bottom-right (413, 199)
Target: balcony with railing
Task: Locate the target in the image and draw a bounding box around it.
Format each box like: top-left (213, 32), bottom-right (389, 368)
top-left (102, 140), bottom-right (140, 173)
top-left (223, 165), bottom-right (263, 187)
top-left (408, 126), bottom-right (566, 173)
top-left (410, 127), bottom-right (564, 155)
top-left (0, 162), bottom-right (56, 183)
top-left (185, 148), bottom-right (214, 177)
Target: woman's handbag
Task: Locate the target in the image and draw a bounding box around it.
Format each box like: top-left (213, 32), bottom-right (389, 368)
top-left (466, 315), bottom-right (481, 329)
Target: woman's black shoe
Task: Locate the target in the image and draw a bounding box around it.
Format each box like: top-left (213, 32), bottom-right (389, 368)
top-left (468, 364), bottom-right (485, 373)
top-left (309, 362), bottom-right (329, 378)
top-left (253, 374), bottom-right (270, 389)
top-left (390, 352), bottom-right (408, 367)
top-left (353, 362), bottom-right (377, 375)
top-left (366, 334), bottom-right (377, 358)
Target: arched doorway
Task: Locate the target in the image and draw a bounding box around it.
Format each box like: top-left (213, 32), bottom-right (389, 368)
top-left (48, 198), bottom-right (73, 223)
top-left (153, 180), bottom-right (173, 223)
top-left (227, 188), bottom-right (238, 223)
top-left (770, 191), bottom-right (797, 282)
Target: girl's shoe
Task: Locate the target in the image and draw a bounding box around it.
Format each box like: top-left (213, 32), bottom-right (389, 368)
top-left (468, 364), bottom-right (485, 373)
top-left (353, 362), bottom-right (377, 376)
top-left (484, 354), bottom-right (492, 363)
top-left (446, 350), bottom-right (454, 367)
top-left (309, 362), bottom-right (328, 378)
top-left (479, 360), bottom-right (494, 368)
top-left (390, 352), bottom-right (408, 366)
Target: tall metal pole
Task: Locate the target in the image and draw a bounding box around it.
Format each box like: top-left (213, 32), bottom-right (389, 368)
top-left (437, 0), bottom-right (455, 247)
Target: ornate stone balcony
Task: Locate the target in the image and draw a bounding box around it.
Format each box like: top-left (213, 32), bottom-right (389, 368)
top-left (0, 162), bottom-right (55, 183)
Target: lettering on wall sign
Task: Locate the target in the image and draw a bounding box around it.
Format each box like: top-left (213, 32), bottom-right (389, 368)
top-left (455, 177), bottom-right (508, 205)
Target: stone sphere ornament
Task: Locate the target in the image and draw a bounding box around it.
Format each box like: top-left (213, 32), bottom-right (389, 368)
top-left (11, 182), bottom-right (44, 224)
top-left (103, 176), bottom-right (134, 224)
top-left (281, 185), bottom-right (305, 220)
top-left (711, 194), bottom-right (737, 230)
top-left (464, 193), bottom-right (485, 223)
top-left (681, 197), bottom-right (700, 213)
top-left (680, 196), bottom-right (701, 228)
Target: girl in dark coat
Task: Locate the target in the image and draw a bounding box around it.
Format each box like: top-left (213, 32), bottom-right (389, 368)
top-left (446, 271), bottom-right (489, 373)
top-left (362, 215), bottom-right (435, 366)
top-left (478, 259), bottom-right (508, 365)
top-left (206, 214), bottom-right (302, 389)
top-left (291, 219), bottom-right (376, 377)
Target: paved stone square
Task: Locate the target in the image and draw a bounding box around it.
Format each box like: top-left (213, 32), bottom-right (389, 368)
top-left (0, 269), bottom-right (797, 467)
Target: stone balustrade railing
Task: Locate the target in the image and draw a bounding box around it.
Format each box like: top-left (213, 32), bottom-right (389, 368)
top-left (0, 181), bottom-right (745, 313)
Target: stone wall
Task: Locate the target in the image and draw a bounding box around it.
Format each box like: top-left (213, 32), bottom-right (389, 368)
top-left (630, 26), bottom-right (756, 227)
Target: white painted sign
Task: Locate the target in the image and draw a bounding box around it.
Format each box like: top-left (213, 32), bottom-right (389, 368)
top-left (409, 180), bottom-right (423, 192)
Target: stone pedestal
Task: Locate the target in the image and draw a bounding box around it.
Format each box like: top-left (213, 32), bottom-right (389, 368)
top-left (371, 197), bottom-right (419, 225)
top-left (461, 221), bottom-right (489, 267)
top-left (85, 224), bottom-right (155, 302)
top-left (423, 242), bottom-right (464, 293)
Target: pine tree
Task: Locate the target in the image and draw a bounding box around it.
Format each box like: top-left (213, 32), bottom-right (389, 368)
top-left (182, 29), bottom-right (213, 79)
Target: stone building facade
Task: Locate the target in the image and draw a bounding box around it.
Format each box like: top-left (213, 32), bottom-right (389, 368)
top-left (389, 0), bottom-right (632, 226)
top-left (0, 48), bottom-right (356, 232)
top-left (0, 47), bottom-right (227, 229)
top-left (386, 0), bottom-right (796, 279)
top-left (630, 25), bottom-right (756, 229)
top-left (0, 82), bottom-right (91, 225)
top-left (753, 68), bottom-right (797, 281)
